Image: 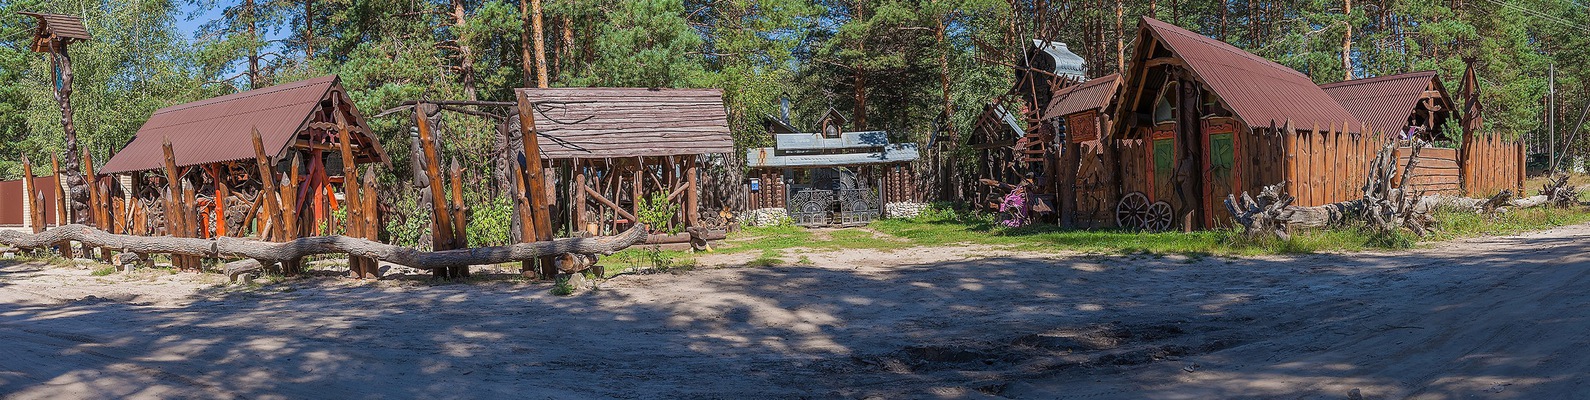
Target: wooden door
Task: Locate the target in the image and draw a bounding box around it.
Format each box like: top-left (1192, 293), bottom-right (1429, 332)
top-left (1201, 118), bottom-right (1239, 227)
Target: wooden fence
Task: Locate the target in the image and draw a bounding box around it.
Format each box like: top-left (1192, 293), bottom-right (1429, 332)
top-left (1276, 124), bottom-right (1386, 208)
top-left (1461, 132), bottom-right (1526, 196)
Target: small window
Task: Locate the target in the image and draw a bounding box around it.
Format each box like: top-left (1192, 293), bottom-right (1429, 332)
top-left (1154, 83), bottom-right (1178, 124)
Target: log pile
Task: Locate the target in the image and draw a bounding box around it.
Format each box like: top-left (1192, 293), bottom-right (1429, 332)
top-left (0, 224), bottom-right (649, 281)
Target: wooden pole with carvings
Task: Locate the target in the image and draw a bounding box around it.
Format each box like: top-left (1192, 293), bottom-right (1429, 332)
top-left (515, 92), bottom-right (557, 278)
top-left (415, 103), bottom-right (459, 278)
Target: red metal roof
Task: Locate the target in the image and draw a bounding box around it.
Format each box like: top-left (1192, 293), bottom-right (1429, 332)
top-left (1043, 73), bottom-right (1121, 120)
top-left (101, 76), bottom-right (339, 174)
top-left (1140, 17), bottom-right (1363, 133)
top-left (517, 88), bottom-right (734, 159)
top-left (1320, 71), bottom-right (1445, 135)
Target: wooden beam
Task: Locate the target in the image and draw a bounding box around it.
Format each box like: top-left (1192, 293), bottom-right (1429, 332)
top-left (416, 103), bottom-right (457, 278)
top-left (1144, 56), bottom-right (1185, 69)
top-left (582, 183), bottom-right (639, 221)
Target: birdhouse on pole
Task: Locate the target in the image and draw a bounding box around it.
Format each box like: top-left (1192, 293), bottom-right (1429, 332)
top-left (18, 12), bottom-right (91, 92)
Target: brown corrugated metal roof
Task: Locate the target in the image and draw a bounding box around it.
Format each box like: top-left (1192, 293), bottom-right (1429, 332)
top-left (517, 88), bottom-right (734, 159)
top-left (1141, 17), bottom-right (1363, 133)
top-left (17, 12), bottom-right (91, 42)
top-left (1043, 73), bottom-right (1121, 120)
top-left (101, 76), bottom-right (339, 174)
top-left (1320, 71), bottom-right (1444, 135)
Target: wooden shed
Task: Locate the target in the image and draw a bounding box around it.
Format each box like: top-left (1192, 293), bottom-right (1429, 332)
top-left (1109, 17), bottom-right (1379, 231)
top-left (515, 87), bottom-right (733, 241)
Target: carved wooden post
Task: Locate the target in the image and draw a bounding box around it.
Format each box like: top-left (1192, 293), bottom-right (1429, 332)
top-left (83, 151), bottom-right (109, 259)
top-left (415, 103), bottom-right (460, 278)
top-left (181, 180), bottom-right (200, 271)
top-left (515, 93), bottom-right (556, 278)
top-left (43, 156), bottom-right (69, 257)
top-left (20, 13), bottom-right (92, 225)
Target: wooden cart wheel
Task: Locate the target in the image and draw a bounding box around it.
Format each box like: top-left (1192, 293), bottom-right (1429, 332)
top-left (1115, 192), bottom-right (1150, 230)
top-left (1145, 201), bottom-right (1174, 232)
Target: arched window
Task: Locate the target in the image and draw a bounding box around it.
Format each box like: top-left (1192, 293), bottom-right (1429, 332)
top-left (1153, 82), bottom-right (1178, 124)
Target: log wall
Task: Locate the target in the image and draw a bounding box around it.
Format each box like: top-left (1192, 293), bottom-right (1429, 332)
top-left (1393, 147), bottom-right (1462, 196)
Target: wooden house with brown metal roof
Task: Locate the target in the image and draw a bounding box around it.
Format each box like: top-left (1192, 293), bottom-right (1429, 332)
top-left (1041, 73), bottom-right (1121, 227)
top-left (1321, 71), bottom-right (1456, 143)
top-left (101, 75), bottom-right (387, 238)
top-left (1109, 17), bottom-right (1380, 231)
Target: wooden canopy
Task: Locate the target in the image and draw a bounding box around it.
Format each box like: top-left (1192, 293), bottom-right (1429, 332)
top-left (102, 75), bottom-right (388, 174)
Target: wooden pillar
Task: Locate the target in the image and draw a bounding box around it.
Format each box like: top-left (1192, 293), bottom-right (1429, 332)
top-left (22, 157), bottom-right (42, 234)
top-left (512, 159), bottom-right (535, 244)
top-left (448, 159), bottom-right (470, 278)
top-left (632, 157), bottom-right (643, 228)
top-left (251, 129), bottom-right (284, 241)
top-left (336, 114), bottom-right (373, 279)
top-left (161, 140), bottom-right (187, 270)
top-left (515, 94), bottom-right (557, 279)
top-left (416, 103), bottom-right (458, 278)
top-left (362, 165), bottom-right (380, 248)
top-left (685, 154), bottom-right (699, 227)
top-left (573, 158), bottom-right (587, 235)
top-left (49, 155), bottom-right (71, 257)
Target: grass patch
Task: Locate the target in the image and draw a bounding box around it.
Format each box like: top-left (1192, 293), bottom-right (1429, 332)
top-left (746, 249), bottom-right (786, 267)
top-left (89, 265), bottom-right (117, 276)
top-left (707, 203), bottom-right (1590, 258)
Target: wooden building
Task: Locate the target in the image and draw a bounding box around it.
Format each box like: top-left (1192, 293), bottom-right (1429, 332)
top-left (516, 87), bottom-right (733, 241)
top-left (100, 75), bottom-right (388, 239)
top-left (1043, 73), bottom-right (1121, 227)
top-left (1318, 70), bottom-right (1521, 196)
top-left (1109, 17), bottom-right (1379, 230)
top-left (745, 129), bottom-right (920, 226)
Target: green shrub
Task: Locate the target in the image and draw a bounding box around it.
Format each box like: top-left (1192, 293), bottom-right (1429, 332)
top-left (637, 192), bottom-right (681, 234)
top-left (550, 275), bottom-right (575, 296)
top-left (466, 194), bottom-right (515, 246)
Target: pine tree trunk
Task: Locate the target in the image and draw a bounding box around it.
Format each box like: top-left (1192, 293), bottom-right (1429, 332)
top-left (247, 0), bottom-right (262, 89)
top-left (304, 0), bottom-right (314, 58)
top-left (1116, 0), bottom-right (1124, 73)
top-left (1342, 0), bottom-right (1354, 80)
top-left (451, 0), bottom-right (478, 101)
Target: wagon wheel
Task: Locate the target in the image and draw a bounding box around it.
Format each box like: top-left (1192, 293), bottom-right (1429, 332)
top-left (1115, 192), bottom-right (1150, 230)
top-left (1145, 201), bottom-right (1175, 232)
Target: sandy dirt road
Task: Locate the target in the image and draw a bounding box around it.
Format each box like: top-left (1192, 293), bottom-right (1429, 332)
top-left (1, 224), bottom-right (1588, 399)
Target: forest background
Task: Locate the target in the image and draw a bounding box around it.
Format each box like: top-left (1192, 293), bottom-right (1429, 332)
top-left (0, 0), bottom-right (1585, 196)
